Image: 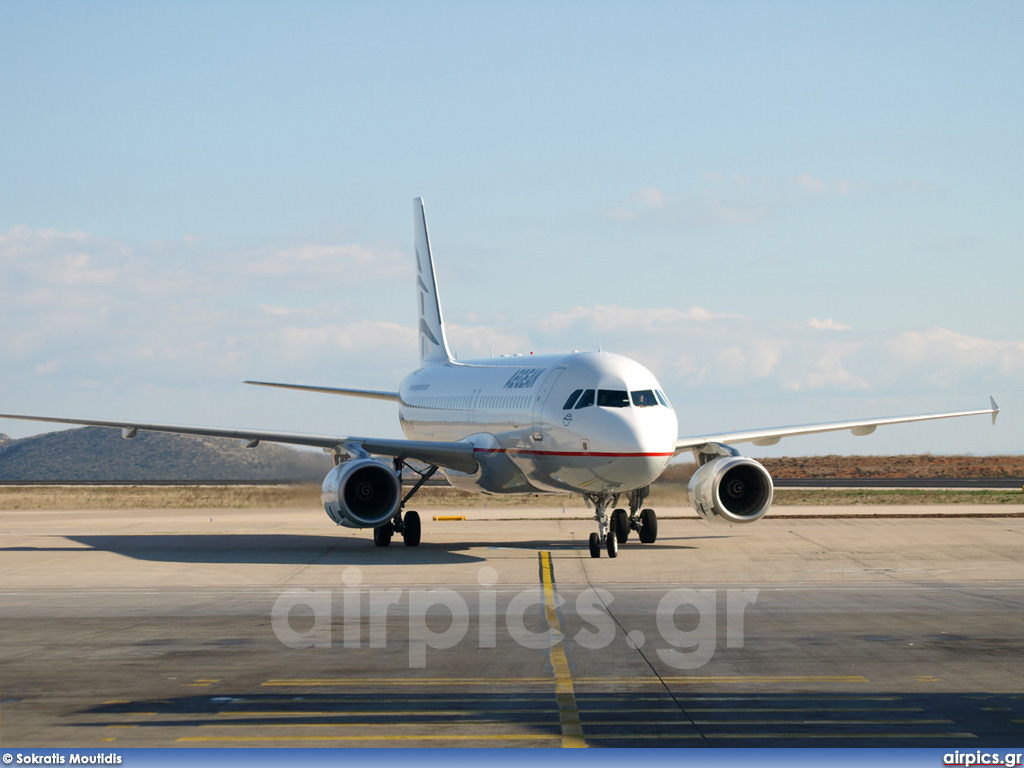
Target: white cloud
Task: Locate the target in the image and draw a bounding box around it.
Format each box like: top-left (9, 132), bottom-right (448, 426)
top-left (244, 242), bottom-right (407, 281)
top-left (32, 360), bottom-right (62, 376)
top-left (535, 305), bottom-right (726, 337)
top-left (636, 186), bottom-right (666, 209)
top-left (810, 318), bottom-right (852, 331)
top-left (601, 186), bottom-right (667, 221)
top-left (782, 341), bottom-right (870, 392)
top-left (446, 322), bottom-right (531, 360)
top-left (602, 207), bottom-right (639, 222)
top-left (527, 303), bottom-right (1018, 406)
top-left (797, 173), bottom-right (830, 194)
top-left (0, 225), bottom-right (415, 388)
top-left (2, 224), bottom-right (1017, 452)
top-left (883, 328), bottom-right (1024, 387)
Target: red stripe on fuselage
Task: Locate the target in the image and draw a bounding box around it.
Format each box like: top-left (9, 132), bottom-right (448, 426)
top-left (473, 448), bottom-right (673, 458)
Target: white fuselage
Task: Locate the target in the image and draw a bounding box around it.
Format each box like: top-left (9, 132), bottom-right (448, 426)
top-left (398, 351), bottom-right (678, 495)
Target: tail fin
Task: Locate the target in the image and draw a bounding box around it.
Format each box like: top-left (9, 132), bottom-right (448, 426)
top-left (413, 197), bottom-right (453, 365)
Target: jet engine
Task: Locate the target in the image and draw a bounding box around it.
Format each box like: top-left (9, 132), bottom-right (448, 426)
top-left (321, 458), bottom-right (402, 528)
top-left (688, 455), bottom-right (773, 526)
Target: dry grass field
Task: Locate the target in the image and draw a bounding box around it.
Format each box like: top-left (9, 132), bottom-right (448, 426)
top-left (0, 484), bottom-right (322, 510)
top-left (1, 480), bottom-right (1022, 511)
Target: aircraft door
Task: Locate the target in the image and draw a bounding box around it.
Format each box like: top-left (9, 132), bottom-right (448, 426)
top-left (531, 366), bottom-right (566, 441)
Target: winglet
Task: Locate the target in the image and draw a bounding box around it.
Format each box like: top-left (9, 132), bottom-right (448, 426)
top-left (990, 396), bottom-right (999, 425)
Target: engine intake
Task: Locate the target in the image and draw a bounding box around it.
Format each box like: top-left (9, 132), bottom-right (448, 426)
top-left (321, 459), bottom-right (402, 528)
top-left (688, 455), bottom-right (773, 526)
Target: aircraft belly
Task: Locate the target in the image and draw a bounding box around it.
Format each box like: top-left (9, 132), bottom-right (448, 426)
top-left (443, 449), bottom-right (537, 494)
top-left (524, 452), bottom-right (669, 493)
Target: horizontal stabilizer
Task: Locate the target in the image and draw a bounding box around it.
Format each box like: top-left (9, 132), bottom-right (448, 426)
top-left (244, 380), bottom-right (400, 402)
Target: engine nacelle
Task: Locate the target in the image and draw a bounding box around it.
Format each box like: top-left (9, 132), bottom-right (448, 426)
top-left (688, 456), bottom-right (773, 526)
top-left (321, 459), bottom-right (402, 528)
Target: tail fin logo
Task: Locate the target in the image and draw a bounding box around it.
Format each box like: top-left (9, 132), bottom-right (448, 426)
top-left (415, 250), bottom-right (440, 347)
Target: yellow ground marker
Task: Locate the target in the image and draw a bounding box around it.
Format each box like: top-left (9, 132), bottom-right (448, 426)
top-left (261, 674), bottom-right (868, 687)
top-left (540, 551), bottom-right (587, 749)
top-left (432, 515), bottom-right (465, 521)
top-left (179, 734), bottom-right (562, 743)
top-left (262, 677), bottom-right (555, 686)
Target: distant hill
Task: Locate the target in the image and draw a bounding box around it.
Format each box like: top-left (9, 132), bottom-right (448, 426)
top-left (0, 427), bottom-right (333, 482)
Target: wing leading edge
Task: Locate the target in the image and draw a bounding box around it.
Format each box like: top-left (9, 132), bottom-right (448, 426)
top-left (675, 397), bottom-right (999, 454)
top-left (0, 412), bottom-right (477, 474)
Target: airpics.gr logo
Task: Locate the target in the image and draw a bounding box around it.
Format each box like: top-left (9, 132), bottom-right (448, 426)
top-left (270, 566), bottom-right (758, 669)
top-left (943, 752), bottom-right (1023, 767)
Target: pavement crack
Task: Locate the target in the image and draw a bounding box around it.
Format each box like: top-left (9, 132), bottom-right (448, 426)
top-left (577, 552), bottom-right (713, 747)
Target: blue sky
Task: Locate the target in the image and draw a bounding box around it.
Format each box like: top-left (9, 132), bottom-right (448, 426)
top-left (1, 1), bottom-right (1021, 455)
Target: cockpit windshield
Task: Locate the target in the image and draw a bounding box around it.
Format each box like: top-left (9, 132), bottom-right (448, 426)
top-left (563, 389), bottom-right (582, 409)
top-left (631, 389), bottom-right (658, 407)
top-left (574, 389), bottom-right (595, 409)
top-left (597, 390), bottom-right (629, 408)
top-left (563, 387), bottom-right (672, 410)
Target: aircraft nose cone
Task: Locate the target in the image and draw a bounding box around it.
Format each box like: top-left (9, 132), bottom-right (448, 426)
top-left (597, 408), bottom-right (675, 488)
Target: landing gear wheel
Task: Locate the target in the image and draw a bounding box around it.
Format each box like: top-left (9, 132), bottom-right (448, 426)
top-left (403, 510), bottom-right (421, 547)
top-left (639, 508), bottom-right (658, 544)
top-left (589, 532), bottom-right (601, 559)
top-left (606, 528), bottom-right (618, 558)
top-left (373, 522), bottom-right (393, 547)
top-left (612, 508), bottom-right (629, 544)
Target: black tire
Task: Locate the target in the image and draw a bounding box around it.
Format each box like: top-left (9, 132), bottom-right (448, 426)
top-left (612, 508), bottom-right (629, 544)
top-left (606, 528), bottom-right (619, 558)
top-left (589, 532), bottom-right (601, 559)
top-left (403, 510), bottom-right (421, 547)
top-left (373, 522), bottom-right (393, 547)
top-left (639, 508), bottom-right (658, 544)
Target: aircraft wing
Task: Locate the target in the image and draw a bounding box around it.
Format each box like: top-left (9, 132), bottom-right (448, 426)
top-left (675, 397), bottom-right (999, 454)
top-left (0, 413), bottom-right (478, 474)
top-left (243, 380), bottom-right (401, 402)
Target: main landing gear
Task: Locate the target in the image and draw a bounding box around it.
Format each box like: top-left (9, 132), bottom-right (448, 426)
top-left (372, 460), bottom-right (436, 548)
top-left (584, 486), bottom-right (658, 559)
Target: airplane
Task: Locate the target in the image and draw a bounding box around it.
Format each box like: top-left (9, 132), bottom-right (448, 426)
top-left (0, 198), bottom-right (1000, 558)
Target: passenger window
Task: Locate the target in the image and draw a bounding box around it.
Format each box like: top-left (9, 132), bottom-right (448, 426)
top-left (631, 389), bottom-right (657, 407)
top-left (597, 390), bottom-right (629, 408)
top-left (563, 389), bottom-right (582, 409)
top-left (574, 389), bottom-right (595, 409)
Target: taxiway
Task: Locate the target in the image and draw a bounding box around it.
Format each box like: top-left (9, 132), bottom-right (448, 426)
top-left (1, 505), bottom-right (1022, 747)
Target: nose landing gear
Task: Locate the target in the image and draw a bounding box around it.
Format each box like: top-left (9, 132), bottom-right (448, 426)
top-left (584, 487), bottom-right (657, 558)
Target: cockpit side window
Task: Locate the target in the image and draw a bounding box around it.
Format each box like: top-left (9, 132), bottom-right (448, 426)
top-left (655, 390), bottom-right (672, 408)
top-left (574, 389), bottom-right (595, 409)
top-left (631, 389), bottom-right (658, 407)
top-left (597, 389), bottom-right (629, 408)
top-left (562, 389), bottom-right (582, 410)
